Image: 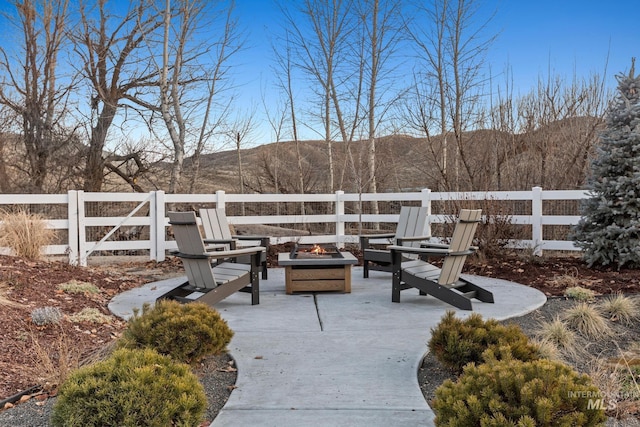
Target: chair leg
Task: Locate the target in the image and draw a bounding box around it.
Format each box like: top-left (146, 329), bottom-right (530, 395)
top-left (363, 259), bottom-right (369, 278)
top-left (392, 268), bottom-right (402, 302)
top-left (250, 255), bottom-right (260, 305)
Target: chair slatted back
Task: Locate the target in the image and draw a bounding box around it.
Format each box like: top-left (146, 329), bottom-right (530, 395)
top-left (169, 211), bottom-right (218, 289)
top-left (438, 209), bottom-right (482, 286)
top-left (199, 208), bottom-right (233, 242)
top-left (395, 206), bottom-right (429, 248)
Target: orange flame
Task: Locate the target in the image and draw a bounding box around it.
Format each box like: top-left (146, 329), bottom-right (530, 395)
top-left (309, 244), bottom-right (326, 255)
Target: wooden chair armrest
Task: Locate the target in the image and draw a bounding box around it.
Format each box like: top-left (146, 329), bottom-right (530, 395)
top-left (388, 245), bottom-right (451, 256)
top-left (175, 246), bottom-right (266, 261)
top-left (233, 235), bottom-right (270, 247)
top-left (388, 245), bottom-right (475, 258)
top-left (419, 242), bottom-right (450, 249)
top-left (359, 233), bottom-right (395, 249)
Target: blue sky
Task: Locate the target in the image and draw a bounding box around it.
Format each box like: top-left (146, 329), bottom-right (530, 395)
top-left (232, 0), bottom-right (638, 143)
top-left (0, 0), bottom-right (637, 147)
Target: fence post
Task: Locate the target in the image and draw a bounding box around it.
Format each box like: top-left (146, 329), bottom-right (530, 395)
top-left (216, 190), bottom-right (226, 210)
top-left (154, 190), bottom-right (166, 262)
top-left (335, 190), bottom-right (345, 248)
top-left (421, 188), bottom-right (432, 237)
top-left (149, 191), bottom-right (156, 261)
top-left (67, 190), bottom-right (79, 265)
top-left (531, 186), bottom-right (543, 256)
top-left (76, 190), bottom-right (87, 267)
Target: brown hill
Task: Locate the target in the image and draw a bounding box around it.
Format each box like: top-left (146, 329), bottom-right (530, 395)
top-left (174, 115), bottom-right (602, 194)
top-left (0, 116), bottom-right (603, 194)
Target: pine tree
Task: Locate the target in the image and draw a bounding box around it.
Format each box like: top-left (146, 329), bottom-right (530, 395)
top-left (572, 59), bottom-right (640, 268)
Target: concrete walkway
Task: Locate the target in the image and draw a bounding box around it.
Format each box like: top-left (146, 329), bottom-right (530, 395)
top-left (109, 266), bottom-right (546, 427)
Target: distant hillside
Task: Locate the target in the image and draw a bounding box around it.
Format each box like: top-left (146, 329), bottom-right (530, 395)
top-left (165, 115), bottom-right (602, 194)
top-left (0, 115), bottom-right (603, 193)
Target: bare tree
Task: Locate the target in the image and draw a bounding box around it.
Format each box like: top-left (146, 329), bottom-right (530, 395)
top-left (156, 0), bottom-right (240, 193)
top-left (280, 0), bottom-right (359, 192)
top-left (271, 30), bottom-right (308, 216)
top-left (0, 0), bottom-right (75, 192)
top-left (353, 0), bottom-right (404, 218)
top-left (226, 109), bottom-right (257, 215)
top-left (514, 70), bottom-right (609, 189)
top-left (262, 92), bottom-right (287, 198)
top-left (407, 0), bottom-right (496, 190)
top-left (72, 0), bottom-right (163, 192)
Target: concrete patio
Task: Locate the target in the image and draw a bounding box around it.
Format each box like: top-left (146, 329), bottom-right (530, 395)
top-left (109, 266), bottom-right (546, 427)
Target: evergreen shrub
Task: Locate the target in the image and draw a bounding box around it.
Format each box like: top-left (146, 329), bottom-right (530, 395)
top-left (432, 358), bottom-right (607, 426)
top-left (428, 311), bottom-right (540, 374)
top-left (50, 348), bottom-right (206, 427)
top-left (572, 62), bottom-right (640, 268)
top-left (118, 300), bottom-right (233, 364)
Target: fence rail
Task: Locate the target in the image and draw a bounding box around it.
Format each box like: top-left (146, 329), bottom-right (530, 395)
top-left (0, 187), bottom-right (589, 266)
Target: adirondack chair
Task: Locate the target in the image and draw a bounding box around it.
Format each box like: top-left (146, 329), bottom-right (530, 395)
top-left (157, 211), bottom-right (265, 306)
top-left (199, 208), bottom-right (270, 279)
top-left (360, 206), bottom-right (431, 278)
top-left (388, 209), bottom-right (494, 310)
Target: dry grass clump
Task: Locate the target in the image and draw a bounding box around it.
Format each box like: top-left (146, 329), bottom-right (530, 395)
top-left (598, 293), bottom-right (639, 325)
top-left (0, 210), bottom-right (55, 259)
top-left (588, 344), bottom-right (640, 419)
top-left (529, 338), bottom-right (562, 361)
top-left (564, 302), bottom-right (611, 339)
top-left (536, 316), bottom-right (579, 357)
top-left (546, 269), bottom-right (581, 288)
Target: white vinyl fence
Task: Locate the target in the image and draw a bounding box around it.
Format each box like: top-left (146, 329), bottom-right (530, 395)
top-left (0, 187), bottom-right (589, 266)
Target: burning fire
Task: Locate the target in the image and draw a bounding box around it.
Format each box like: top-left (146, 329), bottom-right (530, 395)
top-left (309, 244), bottom-right (326, 255)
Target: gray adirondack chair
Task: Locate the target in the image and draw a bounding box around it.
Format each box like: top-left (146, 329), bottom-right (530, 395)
top-left (360, 206), bottom-right (431, 278)
top-left (157, 211), bottom-right (265, 306)
top-left (388, 209), bottom-right (494, 310)
top-left (199, 208), bottom-right (269, 279)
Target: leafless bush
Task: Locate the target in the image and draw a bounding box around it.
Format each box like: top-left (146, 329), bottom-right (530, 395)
top-left (27, 325), bottom-right (80, 392)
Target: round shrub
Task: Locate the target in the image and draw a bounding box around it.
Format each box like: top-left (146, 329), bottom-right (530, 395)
top-left (118, 300), bottom-right (234, 364)
top-left (428, 311), bottom-right (540, 374)
top-left (432, 358), bottom-right (607, 426)
top-left (50, 348), bottom-right (206, 427)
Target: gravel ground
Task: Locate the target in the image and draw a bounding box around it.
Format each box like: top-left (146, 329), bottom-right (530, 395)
top-left (418, 296), bottom-right (640, 426)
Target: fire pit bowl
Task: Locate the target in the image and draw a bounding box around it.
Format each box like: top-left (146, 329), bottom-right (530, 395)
top-left (278, 245), bottom-right (358, 294)
top-left (290, 243), bottom-right (344, 259)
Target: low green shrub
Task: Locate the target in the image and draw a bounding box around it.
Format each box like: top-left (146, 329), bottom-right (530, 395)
top-left (50, 348), bottom-right (206, 427)
top-left (565, 286), bottom-right (597, 301)
top-left (428, 311), bottom-right (540, 374)
top-left (432, 358), bottom-right (607, 426)
top-left (118, 300), bottom-right (233, 364)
